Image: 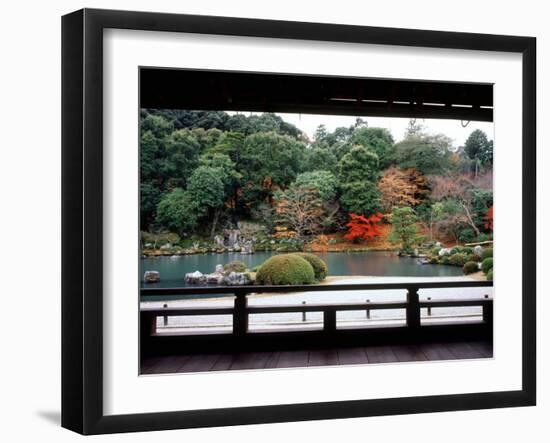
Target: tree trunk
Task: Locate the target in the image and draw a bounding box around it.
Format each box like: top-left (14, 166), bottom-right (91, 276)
top-left (461, 203), bottom-right (480, 237)
top-left (210, 209), bottom-right (220, 239)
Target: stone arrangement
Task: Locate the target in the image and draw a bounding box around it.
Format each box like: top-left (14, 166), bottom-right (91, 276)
top-left (185, 264), bottom-right (252, 286)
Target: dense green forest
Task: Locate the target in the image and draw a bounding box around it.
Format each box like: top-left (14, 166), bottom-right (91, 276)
top-left (140, 109), bottom-right (493, 250)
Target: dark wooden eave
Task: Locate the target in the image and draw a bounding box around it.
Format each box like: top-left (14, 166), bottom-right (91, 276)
top-left (140, 68), bottom-right (493, 122)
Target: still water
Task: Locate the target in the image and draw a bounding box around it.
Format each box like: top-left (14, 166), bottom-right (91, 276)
top-left (140, 251), bottom-right (463, 290)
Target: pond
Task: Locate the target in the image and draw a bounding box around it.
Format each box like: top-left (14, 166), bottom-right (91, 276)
top-left (140, 251), bottom-right (463, 290)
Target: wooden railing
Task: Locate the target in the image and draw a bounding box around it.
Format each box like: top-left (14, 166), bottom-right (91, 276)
top-left (140, 281), bottom-right (493, 348)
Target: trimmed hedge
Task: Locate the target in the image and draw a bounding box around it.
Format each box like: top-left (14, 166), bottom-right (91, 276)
top-left (448, 253), bottom-right (467, 266)
top-left (486, 269), bottom-right (494, 280)
top-left (223, 260), bottom-right (247, 273)
top-left (256, 254), bottom-right (315, 285)
top-left (481, 257), bottom-right (494, 274)
top-left (467, 253), bottom-right (480, 263)
top-left (482, 247), bottom-right (493, 259)
top-left (292, 253), bottom-right (328, 281)
top-left (463, 261), bottom-right (479, 274)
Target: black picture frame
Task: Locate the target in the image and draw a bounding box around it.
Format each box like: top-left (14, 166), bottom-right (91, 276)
top-left (62, 8), bottom-right (536, 435)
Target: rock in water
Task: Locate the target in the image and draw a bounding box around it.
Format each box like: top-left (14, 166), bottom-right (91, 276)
top-left (206, 272), bottom-right (225, 285)
top-left (144, 270), bottom-right (160, 283)
top-left (215, 264), bottom-right (224, 274)
top-left (185, 270), bottom-right (206, 284)
top-left (225, 272), bottom-right (252, 286)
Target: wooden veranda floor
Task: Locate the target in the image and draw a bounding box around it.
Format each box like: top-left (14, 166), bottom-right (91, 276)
top-left (140, 340), bottom-right (492, 375)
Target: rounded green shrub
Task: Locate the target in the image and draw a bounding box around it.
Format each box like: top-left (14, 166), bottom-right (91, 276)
top-left (467, 253), bottom-right (480, 263)
top-left (224, 260), bottom-right (247, 273)
top-left (482, 247), bottom-right (493, 259)
top-left (463, 261), bottom-right (479, 275)
top-left (481, 257), bottom-right (494, 274)
top-left (486, 269), bottom-right (494, 280)
top-left (448, 253), bottom-right (467, 266)
top-left (256, 254), bottom-right (315, 285)
top-left (292, 253), bottom-right (328, 281)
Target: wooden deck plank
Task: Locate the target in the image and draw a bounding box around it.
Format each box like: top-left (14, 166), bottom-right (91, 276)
top-left (141, 340), bottom-right (493, 374)
top-left (392, 344), bottom-right (428, 362)
top-left (419, 343), bottom-right (458, 361)
top-left (177, 354), bottom-right (220, 373)
top-left (276, 350), bottom-right (309, 368)
top-left (446, 342), bottom-right (486, 359)
top-left (230, 352), bottom-right (273, 370)
top-left (468, 341), bottom-right (493, 358)
top-left (140, 356), bottom-right (167, 373)
top-left (365, 345), bottom-right (399, 364)
top-left (308, 349), bottom-right (339, 367)
top-left (337, 347), bottom-right (369, 365)
top-left (141, 355), bottom-right (192, 374)
top-left (265, 352), bottom-right (281, 369)
top-left (210, 354), bottom-right (236, 371)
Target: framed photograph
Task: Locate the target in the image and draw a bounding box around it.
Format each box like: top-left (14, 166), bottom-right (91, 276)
top-left (62, 8), bottom-right (536, 435)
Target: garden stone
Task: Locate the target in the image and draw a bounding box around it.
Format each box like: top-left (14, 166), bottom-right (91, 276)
top-left (438, 248), bottom-right (452, 256)
top-left (214, 235), bottom-right (225, 247)
top-left (143, 270), bottom-right (160, 283)
top-left (185, 270), bottom-right (206, 284)
top-left (214, 264), bottom-right (224, 274)
top-left (225, 272), bottom-right (251, 286)
top-left (240, 241), bottom-right (254, 254)
top-left (206, 272), bottom-right (225, 285)
top-left (473, 245), bottom-right (483, 257)
top-left (227, 230), bottom-right (240, 248)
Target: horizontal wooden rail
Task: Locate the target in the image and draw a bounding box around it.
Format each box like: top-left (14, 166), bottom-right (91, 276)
top-left (420, 298), bottom-right (492, 308)
top-left (141, 306), bottom-right (234, 316)
top-left (140, 281), bottom-right (493, 347)
top-left (141, 280), bottom-right (492, 297)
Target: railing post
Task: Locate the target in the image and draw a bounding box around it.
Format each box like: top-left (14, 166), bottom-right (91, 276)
top-left (406, 286), bottom-right (421, 330)
top-left (233, 290), bottom-right (248, 337)
top-left (482, 295), bottom-right (493, 328)
top-left (140, 312), bottom-right (157, 355)
top-left (302, 301), bottom-right (306, 322)
top-left (366, 299), bottom-right (371, 319)
top-left (324, 308), bottom-right (337, 333)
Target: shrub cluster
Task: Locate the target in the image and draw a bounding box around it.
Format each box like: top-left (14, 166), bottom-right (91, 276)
top-left (482, 247), bottom-right (493, 259)
top-left (255, 253), bottom-right (329, 285)
top-left (293, 253), bottom-right (328, 281)
top-left (486, 269), bottom-right (494, 280)
top-left (481, 257), bottom-right (494, 274)
top-left (448, 253), bottom-right (467, 266)
top-left (256, 254), bottom-right (316, 285)
top-left (463, 261), bottom-right (479, 275)
top-left (467, 253), bottom-right (480, 263)
top-left (223, 260), bottom-right (247, 273)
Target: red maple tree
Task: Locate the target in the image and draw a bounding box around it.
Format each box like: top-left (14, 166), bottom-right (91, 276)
top-left (344, 213), bottom-right (384, 242)
top-left (484, 206), bottom-right (493, 231)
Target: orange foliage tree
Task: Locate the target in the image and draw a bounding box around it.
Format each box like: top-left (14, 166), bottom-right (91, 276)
top-left (378, 166), bottom-right (429, 212)
top-left (344, 213), bottom-right (384, 242)
top-left (484, 206), bottom-right (493, 231)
